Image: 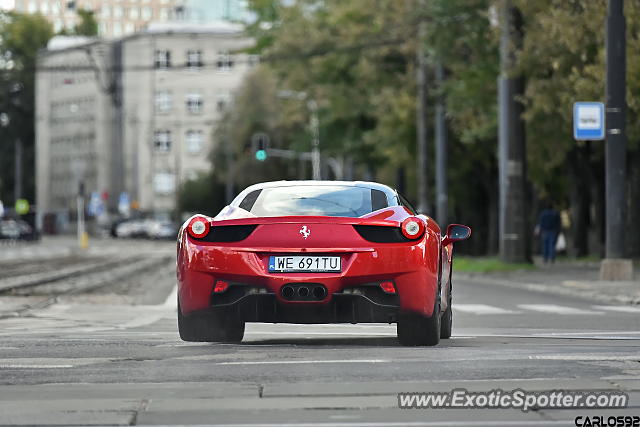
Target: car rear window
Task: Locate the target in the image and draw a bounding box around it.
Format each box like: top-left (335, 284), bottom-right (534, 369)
top-left (238, 186), bottom-right (389, 217)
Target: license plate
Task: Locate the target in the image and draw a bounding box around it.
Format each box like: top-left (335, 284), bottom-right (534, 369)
top-left (268, 256), bottom-right (341, 273)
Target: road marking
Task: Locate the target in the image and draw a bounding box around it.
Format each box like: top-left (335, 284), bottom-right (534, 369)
top-left (217, 359), bottom-right (390, 366)
top-left (452, 304), bottom-right (520, 315)
top-left (0, 364), bottom-right (73, 369)
top-left (168, 421), bottom-right (572, 427)
top-left (530, 354), bottom-right (640, 361)
top-left (163, 284), bottom-right (178, 308)
top-left (518, 304), bottom-right (604, 315)
top-left (592, 305), bottom-right (640, 313)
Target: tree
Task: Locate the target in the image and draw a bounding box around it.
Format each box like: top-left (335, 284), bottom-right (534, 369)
top-left (516, 0), bottom-right (640, 257)
top-left (0, 12), bottom-right (53, 207)
top-left (73, 9), bottom-right (98, 36)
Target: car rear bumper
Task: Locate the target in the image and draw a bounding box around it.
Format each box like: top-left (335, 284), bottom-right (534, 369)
top-left (186, 288), bottom-right (400, 324)
top-left (177, 235), bottom-right (440, 319)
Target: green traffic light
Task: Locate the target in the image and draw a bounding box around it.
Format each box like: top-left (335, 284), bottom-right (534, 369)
top-left (255, 150), bottom-right (267, 161)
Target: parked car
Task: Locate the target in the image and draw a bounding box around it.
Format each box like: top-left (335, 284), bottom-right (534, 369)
top-left (0, 218), bottom-right (35, 240)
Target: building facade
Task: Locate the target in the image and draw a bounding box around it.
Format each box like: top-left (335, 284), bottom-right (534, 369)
top-left (14, 0), bottom-right (182, 36)
top-left (12, 0), bottom-right (249, 38)
top-left (36, 24), bottom-right (254, 223)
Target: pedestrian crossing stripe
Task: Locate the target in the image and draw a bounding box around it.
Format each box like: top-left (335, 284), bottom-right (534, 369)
top-left (517, 304), bottom-right (604, 315)
top-left (453, 304), bottom-right (638, 315)
top-left (452, 304), bottom-right (520, 315)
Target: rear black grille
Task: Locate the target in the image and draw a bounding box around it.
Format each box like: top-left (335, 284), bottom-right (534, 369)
top-left (195, 225), bottom-right (257, 243)
top-left (353, 225), bottom-right (411, 243)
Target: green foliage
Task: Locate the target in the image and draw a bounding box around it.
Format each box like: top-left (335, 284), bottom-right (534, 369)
top-left (0, 12), bottom-right (53, 204)
top-left (177, 173), bottom-right (226, 217)
top-left (454, 256), bottom-right (536, 273)
top-left (73, 9), bottom-right (99, 36)
top-left (516, 0), bottom-right (640, 202)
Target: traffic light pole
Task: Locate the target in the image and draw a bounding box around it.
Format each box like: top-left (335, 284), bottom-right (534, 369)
top-left (416, 7), bottom-right (430, 214)
top-left (434, 63), bottom-right (448, 227)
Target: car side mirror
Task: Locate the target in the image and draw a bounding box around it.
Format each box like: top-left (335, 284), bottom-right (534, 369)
top-left (442, 224), bottom-right (471, 247)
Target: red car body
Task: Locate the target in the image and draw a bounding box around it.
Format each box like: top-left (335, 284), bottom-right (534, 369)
top-left (176, 181), bottom-right (470, 346)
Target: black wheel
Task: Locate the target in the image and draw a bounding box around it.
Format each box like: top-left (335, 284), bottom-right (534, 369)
top-left (440, 264), bottom-right (453, 339)
top-left (397, 298), bottom-right (441, 346)
top-left (440, 294), bottom-right (452, 339)
top-left (178, 299), bottom-right (245, 343)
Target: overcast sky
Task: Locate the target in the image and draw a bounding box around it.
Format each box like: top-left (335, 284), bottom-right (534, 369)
top-left (0, 0), bottom-right (14, 10)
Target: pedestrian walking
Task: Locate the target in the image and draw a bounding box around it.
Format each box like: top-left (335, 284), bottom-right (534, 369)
top-left (535, 204), bottom-right (561, 264)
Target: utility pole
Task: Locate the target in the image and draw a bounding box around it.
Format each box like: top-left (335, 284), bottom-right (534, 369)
top-left (416, 0), bottom-right (430, 214)
top-left (308, 99), bottom-right (321, 180)
top-left (434, 63), bottom-right (448, 227)
top-left (14, 138), bottom-right (22, 201)
top-left (600, 0), bottom-right (633, 280)
top-left (498, 0), bottom-right (529, 263)
top-left (277, 90), bottom-right (321, 180)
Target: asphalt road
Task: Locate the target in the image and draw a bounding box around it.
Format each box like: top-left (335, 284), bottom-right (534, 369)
top-left (0, 248), bottom-right (638, 426)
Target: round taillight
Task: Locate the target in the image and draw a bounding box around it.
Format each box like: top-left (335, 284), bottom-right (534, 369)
top-left (187, 216), bottom-right (210, 239)
top-left (401, 217), bottom-right (425, 240)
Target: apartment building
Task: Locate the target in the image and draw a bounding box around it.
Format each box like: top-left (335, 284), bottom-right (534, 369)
top-left (12, 0), bottom-right (247, 37)
top-left (35, 22), bottom-right (254, 221)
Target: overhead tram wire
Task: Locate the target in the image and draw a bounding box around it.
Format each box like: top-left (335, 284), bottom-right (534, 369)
top-left (29, 11), bottom-right (475, 75)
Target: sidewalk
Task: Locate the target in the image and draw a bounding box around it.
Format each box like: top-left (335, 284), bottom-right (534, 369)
top-left (457, 259), bottom-right (640, 305)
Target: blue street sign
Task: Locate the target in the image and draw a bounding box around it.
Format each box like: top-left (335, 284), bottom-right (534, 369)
top-left (573, 102), bottom-right (605, 141)
top-left (88, 192), bottom-right (104, 217)
top-left (118, 192), bottom-right (130, 216)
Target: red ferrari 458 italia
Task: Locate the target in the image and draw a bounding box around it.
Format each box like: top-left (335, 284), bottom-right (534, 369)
top-left (177, 181), bottom-right (470, 346)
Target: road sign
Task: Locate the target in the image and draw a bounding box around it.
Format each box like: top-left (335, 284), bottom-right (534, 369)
top-left (15, 199), bottom-right (29, 215)
top-left (88, 192), bottom-right (105, 217)
top-left (118, 192), bottom-right (130, 217)
top-left (573, 102), bottom-right (605, 140)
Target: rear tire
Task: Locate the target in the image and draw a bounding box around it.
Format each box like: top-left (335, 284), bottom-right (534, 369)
top-left (440, 266), bottom-right (453, 339)
top-left (440, 301), bottom-right (452, 339)
top-left (178, 299), bottom-right (245, 343)
top-left (397, 298), bottom-right (441, 346)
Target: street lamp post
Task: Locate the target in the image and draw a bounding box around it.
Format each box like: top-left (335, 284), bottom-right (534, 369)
top-left (277, 90), bottom-right (321, 180)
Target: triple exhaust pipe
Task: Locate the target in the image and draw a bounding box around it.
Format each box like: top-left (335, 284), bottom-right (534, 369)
top-left (281, 284), bottom-right (328, 301)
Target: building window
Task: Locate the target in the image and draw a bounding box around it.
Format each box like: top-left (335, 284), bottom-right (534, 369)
top-left (28, 1), bottom-right (37, 13)
top-left (216, 51), bottom-right (234, 72)
top-left (186, 130), bottom-right (204, 153)
top-left (141, 6), bottom-right (152, 20)
top-left (186, 50), bottom-right (203, 70)
top-left (154, 172), bottom-right (175, 194)
top-left (101, 5), bottom-right (111, 18)
top-left (154, 50), bottom-right (171, 69)
top-left (216, 90), bottom-right (231, 112)
top-left (154, 91), bottom-right (172, 113)
top-left (153, 130), bottom-right (172, 152)
top-left (129, 7), bottom-right (139, 19)
top-left (113, 5), bottom-right (123, 18)
top-left (186, 93), bottom-right (203, 114)
top-left (113, 22), bottom-right (123, 36)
